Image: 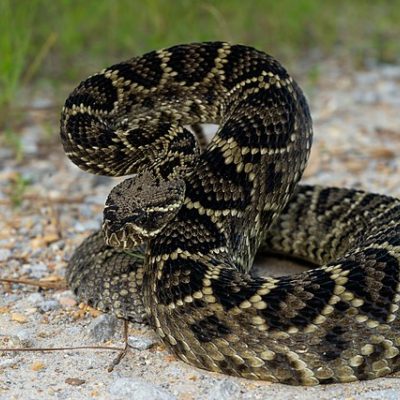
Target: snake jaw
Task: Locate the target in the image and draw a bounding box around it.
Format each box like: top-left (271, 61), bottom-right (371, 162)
top-left (104, 230), bottom-right (122, 248)
top-left (103, 219), bottom-right (165, 249)
top-left (103, 221), bottom-right (142, 248)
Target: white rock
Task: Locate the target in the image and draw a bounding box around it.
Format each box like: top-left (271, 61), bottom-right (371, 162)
top-left (15, 329), bottom-right (34, 347)
top-left (27, 292), bottom-right (44, 305)
top-left (26, 262), bottom-right (49, 279)
top-left (128, 336), bottom-right (156, 350)
top-left (88, 314), bottom-right (118, 342)
top-left (39, 299), bottom-right (60, 312)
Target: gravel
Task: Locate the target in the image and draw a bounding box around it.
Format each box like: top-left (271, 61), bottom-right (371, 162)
top-left (39, 299), bottom-right (60, 313)
top-left (0, 359), bottom-right (19, 369)
top-left (25, 262), bottom-right (49, 279)
top-left (209, 379), bottom-right (242, 400)
top-left (361, 389), bottom-right (398, 400)
top-left (128, 336), bottom-right (157, 350)
top-left (26, 292), bottom-right (44, 305)
top-left (109, 377), bottom-right (177, 400)
top-left (0, 249), bottom-right (11, 262)
top-left (88, 314), bottom-right (119, 342)
top-left (1, 61), bottom-right (400, 399)
top-left (15, 329), bottom-right (34, 347)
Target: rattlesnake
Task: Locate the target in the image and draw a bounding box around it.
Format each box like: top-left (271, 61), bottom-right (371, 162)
top-left (60, 42), bottom-right (400, 385)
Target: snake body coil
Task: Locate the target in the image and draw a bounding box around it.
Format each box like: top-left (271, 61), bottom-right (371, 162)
top-left (60, 42), bottom-right (400, 385)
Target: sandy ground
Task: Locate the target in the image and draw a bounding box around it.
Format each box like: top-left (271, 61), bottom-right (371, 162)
top-left (1, 61), bottom-right (400, 399)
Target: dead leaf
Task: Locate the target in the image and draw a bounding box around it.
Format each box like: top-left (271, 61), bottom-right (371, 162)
top-left (11, 313), bottom-right (28, 324)
top-left (31, 361), bottom-right (45, 371)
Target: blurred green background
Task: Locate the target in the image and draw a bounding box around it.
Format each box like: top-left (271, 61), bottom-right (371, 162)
top-left (1, 0), bottom-right (399, 124)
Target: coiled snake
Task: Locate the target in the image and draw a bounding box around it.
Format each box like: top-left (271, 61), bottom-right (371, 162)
top-left (60, 42), bottom-right (400, 385)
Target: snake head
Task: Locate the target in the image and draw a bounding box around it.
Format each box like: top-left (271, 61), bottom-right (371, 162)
top-left (103, 170), bottom-right (185, 249)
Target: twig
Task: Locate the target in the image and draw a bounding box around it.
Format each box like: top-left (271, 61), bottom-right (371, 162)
top-left (0, 345), bottom-right (124, 353)
top-left (0, 277), bottom-right (66, 290)
top-left (108, 320), bottom-right (130, 372)
top-left (1, 275), bottom-right (134, 368)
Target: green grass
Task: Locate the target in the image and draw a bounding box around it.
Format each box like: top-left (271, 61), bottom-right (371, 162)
top-left (2, 129), bottom-right (24, 162)
top-left (7, 172), bottom-right (31, 207)
top-left (1, 0), bottom-right (400, 118)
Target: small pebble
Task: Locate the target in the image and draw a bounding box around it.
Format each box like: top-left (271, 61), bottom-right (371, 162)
top-left (128, 336), bottom-right (156, 350)
top-left (25, 262), bottom-right (49, 279)
top-left (0, 248), bottom-right (11, 261)
top-left (7, 259), bottom-right (19, 269)
top-left (88, 314), bottom-right (118, 342)
top-left (39, 299), bottom-right (60, 313)
top-left (27, 292), bottom-right (44, 305)
top-left (49, 240), bottom-right (65, 251)
top-left (65, 377), bottom-right (86, 386)
top-left (15, 329), bottom-right (34, 347)
top-left (8, 335), bottom-right (24, 348)
top-left (109, 377), bottom-right (176, 400)
top-left (0, 359), bottom-right (18, 369)
top-left (59, 295), bottom-right (77, 308)
top-left (55, 290), bottom-right (77, 307)
top-left (3, 293), bottom-right (19, 304)
top-left (29, 222), bottom-right (44, 237)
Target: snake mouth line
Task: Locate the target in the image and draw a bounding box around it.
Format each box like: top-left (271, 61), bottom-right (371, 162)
top-left (102, 221), bottom-right (162, 249)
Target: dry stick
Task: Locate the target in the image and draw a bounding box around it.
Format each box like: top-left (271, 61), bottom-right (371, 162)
top-left (0, 277), bottom-right (67, 290)
top-left (108, 320), bottom-right (130, 372)
top-left (0, 345), bottom-right (124, 353)
top-left (0, 323), bottom-right (131, 370)
top-left (0, 278), bottom-right (130, 368)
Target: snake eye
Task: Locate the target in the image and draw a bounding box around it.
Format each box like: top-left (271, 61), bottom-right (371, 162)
top-left (125, 212), bottom-right (147, 225)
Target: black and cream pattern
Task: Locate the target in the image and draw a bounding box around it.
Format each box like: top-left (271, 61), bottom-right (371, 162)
top-left (61, 42), bottom-right (400, 385)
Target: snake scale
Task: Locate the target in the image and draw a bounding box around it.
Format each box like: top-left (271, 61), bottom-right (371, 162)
top-left (60, 42), bottom-right (400, 385)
